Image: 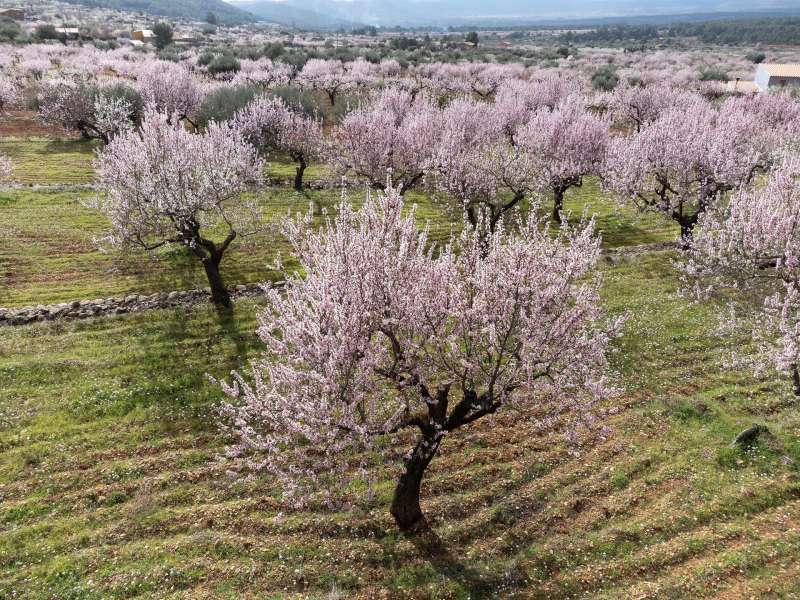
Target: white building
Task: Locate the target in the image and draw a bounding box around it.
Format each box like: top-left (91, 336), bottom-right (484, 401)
top-left (754, 64), bottom-right (800, 92)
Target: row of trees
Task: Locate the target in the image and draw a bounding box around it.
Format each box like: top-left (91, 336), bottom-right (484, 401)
top-left (560, 17), bottom-right (800, 46)
top-left (221, 117), bottom-right (800, 530)
top-left (73, 89), bottom-right (798, 532)
top-left (0, 66), bottom-right (628, 529)
top-left (13, 71), bottom-right (796, 309)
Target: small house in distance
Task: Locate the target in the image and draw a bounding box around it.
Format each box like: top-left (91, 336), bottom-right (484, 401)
top-left (55, 27), bottom-right (81, 40)
top-left (755, 64), bottom-right (800, 92)
top-left (0, 8), bottom-right (24, 21)
top-left (131, 29), bottom-right (155, 44)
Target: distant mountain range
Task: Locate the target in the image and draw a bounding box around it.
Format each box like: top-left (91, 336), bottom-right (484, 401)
top-left (229, 0), bottom-right (800, 29)
top-left (57, 0), bottom-right (800, 30)
top-left (226, 0), bottom-right (361, 29)
top-left (59, 0), bottom-right (257, 25)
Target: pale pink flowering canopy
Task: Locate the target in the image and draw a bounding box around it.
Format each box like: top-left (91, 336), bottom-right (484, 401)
top-left (0, 154), bottom-right (12, 183)
top-left (330, 87), bottom-right (440, 190)
top-left (218, 185), bottom-right (622, 509)
top-left (92, 109), bottom-right (264, 253)
top-left (686, 154), bottom-right (800, 385)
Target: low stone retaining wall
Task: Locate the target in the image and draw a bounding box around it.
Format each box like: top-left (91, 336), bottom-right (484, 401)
top-left (0, 283), bottom-right (279, 327)
top-left (1, 241), bottom-right (678, 328)
top-left (603, 241), bottom-right (677, 261)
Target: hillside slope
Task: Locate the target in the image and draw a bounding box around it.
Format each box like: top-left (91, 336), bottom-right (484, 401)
top-left (230, 0), bottom-right (364, 29)
top-left (60, 0), bottom-right (256, 24)
top-left (231, 0), bottom-right (800, 27)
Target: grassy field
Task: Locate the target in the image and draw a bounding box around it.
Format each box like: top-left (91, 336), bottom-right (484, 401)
top-left (5, 124), bottom-right (799, 599)
top-left (2, 249), bottom-right (800, 599)
top-left (0, 179), bottom-right (675, 308)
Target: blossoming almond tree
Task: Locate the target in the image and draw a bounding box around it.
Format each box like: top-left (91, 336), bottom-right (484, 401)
top-left (297, 59), bottom-right (352, 106)
top-left (432, 96), bottom-right (537, 231)
top-left (685, 154), bottom-right (800, 393)
top-left (0, 154), bottom-right (12, 184)
top-left (232, 58), bottom-right (293, 90)
top-left (494, 75), bottom-right (583, 139)
top-left (604, 97), bottom-right (771, 240)
top-left (38, 78), bottom-right (140, 143)
top-left (218, 186), bottom-right (622, 530)
top-left (0, 77), bottom-right (19, 114)
top-left (606, 82), bottom-right (696, 133)
top-left (234, 95), bottom-right (323, 192)
top-left (0, 79), bottom-right (14, 184)
top-left (330, 88), bottom-right (440, 191)
top-left (92, 110), bottom-right (264, 307)
top-left (136, 61), bottom-right (204, 127)
top-left (516, 96), bottom-right (609, 223)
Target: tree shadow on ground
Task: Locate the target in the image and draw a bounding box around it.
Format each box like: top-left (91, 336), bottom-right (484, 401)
top-left (216, 303), bottom-right (250, 362)
top-left (407, 519), bottom-right (518, 599)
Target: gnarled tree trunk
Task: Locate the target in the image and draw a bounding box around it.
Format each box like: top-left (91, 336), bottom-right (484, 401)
top-left (294, 155), bottom-right (307, 192)
top-left (181, 220), bottom-right (235, 308)
top-left (552, 187), bottom-right (565, 224)
top-left (202, 255), bottom-right (231, 308)
top-left (390, 430), bottom-right (440, 531)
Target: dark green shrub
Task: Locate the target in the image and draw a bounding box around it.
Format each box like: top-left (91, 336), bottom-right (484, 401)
top-left (592, 64), bottom-right (620, 91)
top-left (698, 65), bottom-right (729, 82)
top-left (152, 22), bottom-right (173, 50)
top-left (195, 85), bottom-right (259, 128)
top-left (270, 86), bottom-right (323, 118)
top-left (35, 24), bottom-right (60, 40)
top-left (208, 54), bottom-right (241, 76)
top-left (0, 17), bottom-right (22, 42)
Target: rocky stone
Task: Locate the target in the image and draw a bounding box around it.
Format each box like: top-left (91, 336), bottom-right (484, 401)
top-left (1, 282), bottom-right (279, 327)
top-left (731, 423), bottom-right (769, 447)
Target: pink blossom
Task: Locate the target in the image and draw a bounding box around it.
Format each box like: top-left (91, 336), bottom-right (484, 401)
top-left (0, 154), bottom-right (12, 183)
top-left (686, 154), bottom-right (800, 393)
top-left (218, 185), bottom-right (621, 528)
top-left (604, 96), bottom-right (771, 239)
top-left (136, 61), bottom-right (203, 124)
top-left (38, 77), bottom-right (138, 143)
top-left (606, 82), bottom-right (697, 132)
top-left (92, 110), bottom-right (264, 306)
top-left (298, 59), bottom-right (351, 105)
top-left (234, 95), bottom-right (323, 191)
top-left (431, 96), bottom-right (537, 230)
top-left (516, 95), bottom-right (609, 222)
top-left (0, 77), bottom-right (19, 113)
top-left (330, 88), bottom-right (440, 191)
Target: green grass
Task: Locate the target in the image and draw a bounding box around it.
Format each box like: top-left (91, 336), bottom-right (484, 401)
top-left (0, 180), bottom-right (676, 308)
top-left (2, 248), bottom-right (800, 598)
top-left (0, 138), bottom-right (97, 185)
top-left (265, 151), bottom-right (331, 184)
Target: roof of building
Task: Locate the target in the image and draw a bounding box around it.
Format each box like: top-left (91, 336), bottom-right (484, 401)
top-left (133, 29), bottom-right (154, 36)
top-left (760, 64), bottom-right (800, 78)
